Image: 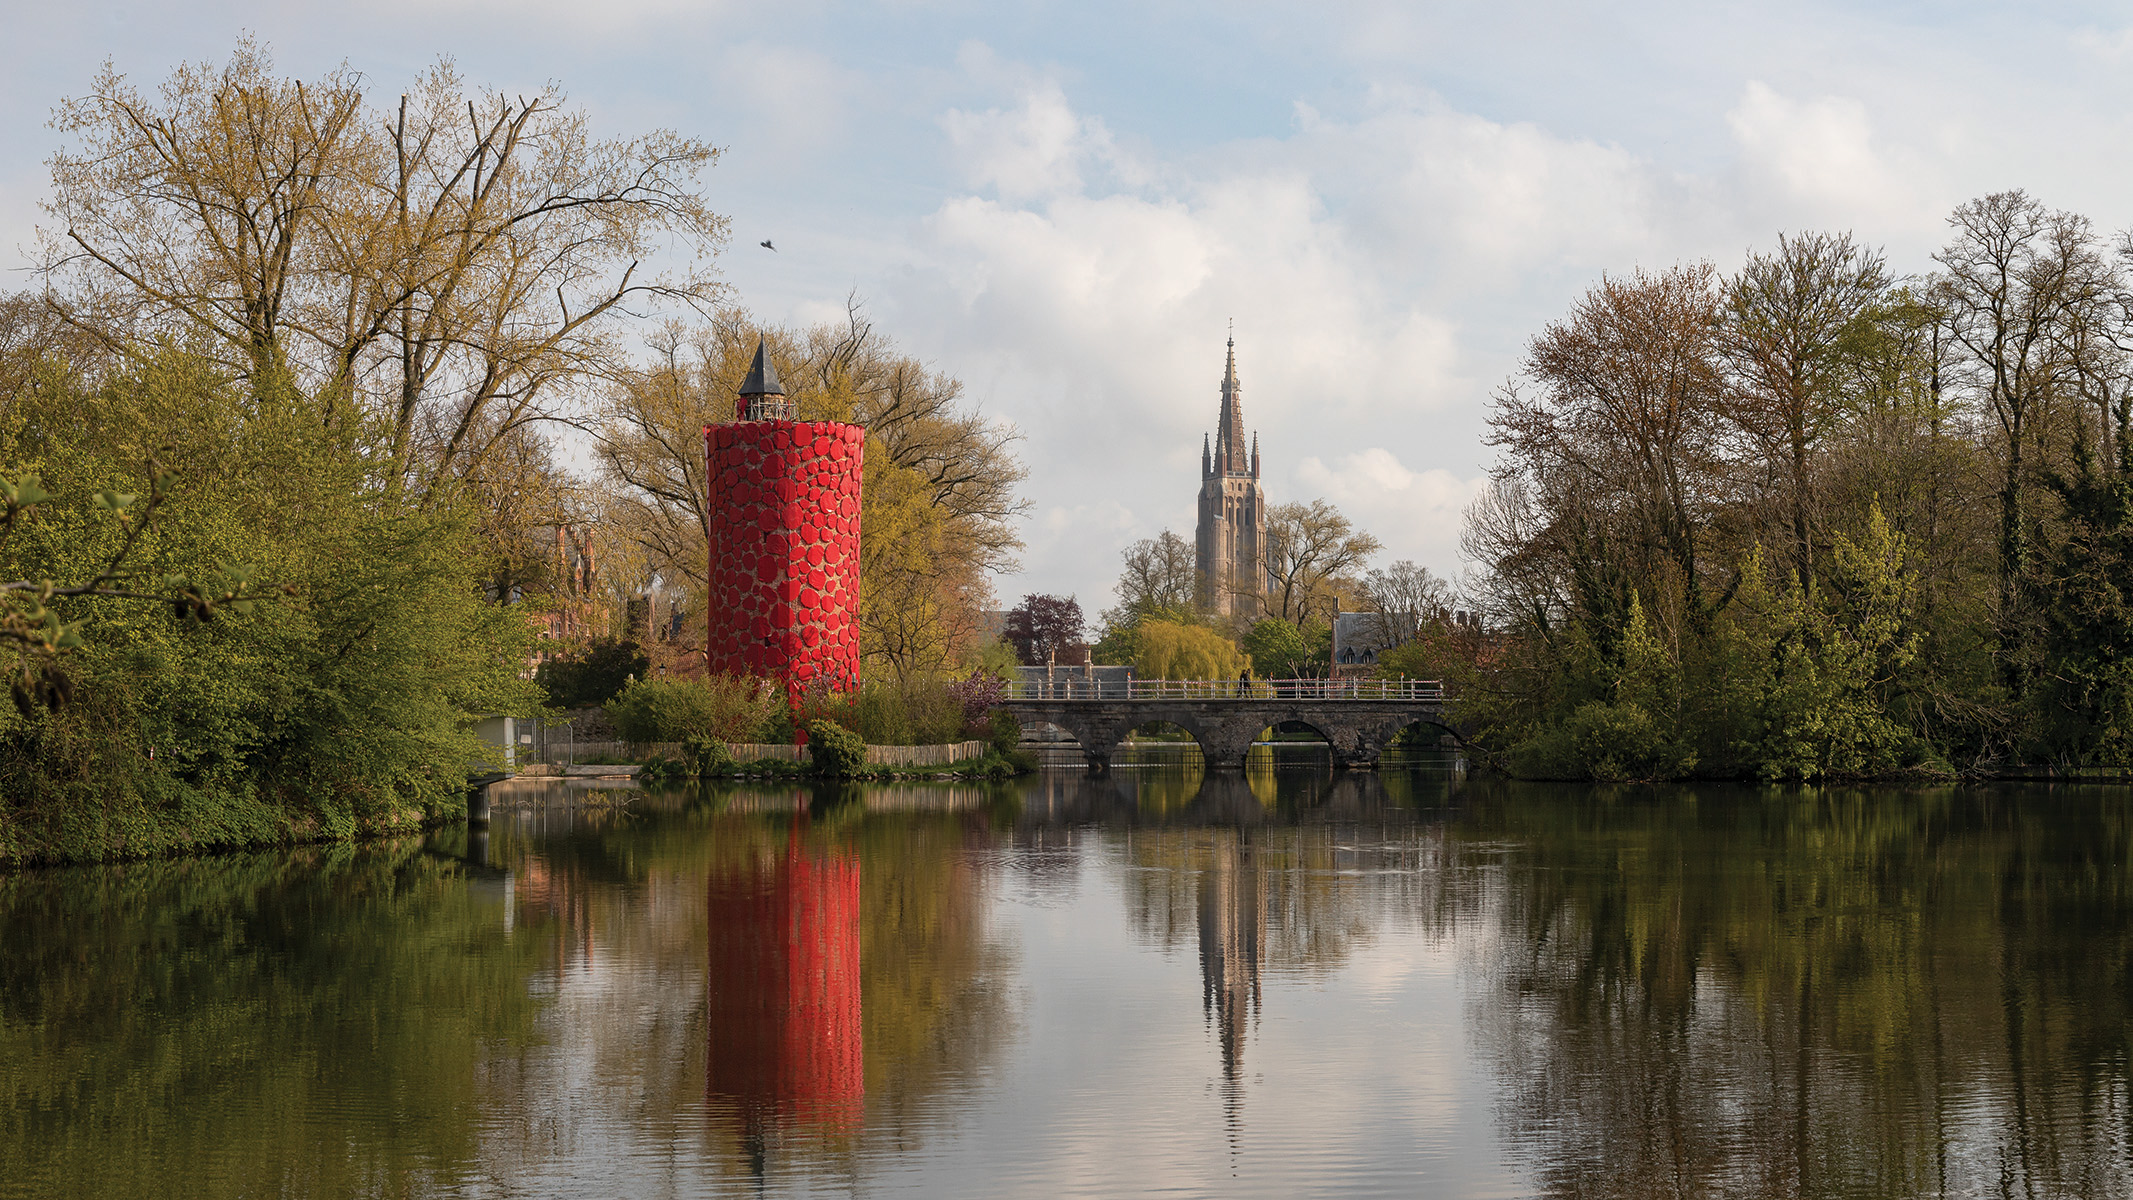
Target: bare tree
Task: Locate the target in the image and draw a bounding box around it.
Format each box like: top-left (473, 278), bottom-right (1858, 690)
top-left (809, 305), bottom-right (1027, 574)
top-left (1261, 499), bottom-right (1381, 627)
top-left (1932, 191), bottom-right (2115, 618)
top-left (1717, 231), bottom-right (1888, 582)
top-left (1486, 262), bottom-right (1726, 642)
top-left (37, 42), bottom-right (728, 500)
top-left (1357, 559), bottom-right (1453, 648)
top-left (1111, 530), bottom-right (1198, 618)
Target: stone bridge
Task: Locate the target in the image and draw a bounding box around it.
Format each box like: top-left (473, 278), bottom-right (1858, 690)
top-left (1000, 695), bottom-right (1464, 772)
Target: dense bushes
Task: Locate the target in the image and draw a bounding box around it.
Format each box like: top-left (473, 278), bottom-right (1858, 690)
top-left (606, 675), bottom-right (777, 743)
top-left (792, 672), bottom-right (1007, 746)
top-left (0, 357), bottom-right (540, 863)
top-left (805, 719), bottom-right (867, 775)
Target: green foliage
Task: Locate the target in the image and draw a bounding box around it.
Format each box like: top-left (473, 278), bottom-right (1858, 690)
top-left (535, 638), bottom-right (649, 709)
top-left (1507, 594), bottom-right (1696, 781)
top-left (961, 636), bottom-right (1021, 678)
top-left (806, 719), bottom-right (866, 776)
top-left (682, 732), bottom-right (733, 776)
top-left (1090, 619), bottom-right (1140, 666)
top-left (1711, 511), bottom-right (1922, 780)
top-left (795, 677), bottom-right (991, 746)
top-left (987, 708), bottom-right (1021, 756)
top-left (605, 675), bottom-right (776, 745)
top-left (0, 354), bottom-right (540, 863)
top-left (1134, 619), bottom-right (1248, 680)
top-left (1498, 507), bottom-right (1928, 782)
top-left (1240, 618), bottom-right (1312, 678)
top-left (2034, 428), bottom-right (2133, 762)
top-left (1092, 600), bottom-right (1201, 667)
top-left (633, 755), bottom-right (684, 785)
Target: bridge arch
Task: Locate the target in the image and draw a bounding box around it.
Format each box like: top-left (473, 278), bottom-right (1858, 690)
top-left (1000, 693), bottom-right (1460, 773)
top-left (1122, 718), bottom-right (1209, 766)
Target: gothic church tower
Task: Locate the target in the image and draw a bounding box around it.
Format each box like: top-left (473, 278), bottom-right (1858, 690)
top-left (1195, 335), bottom-right (1265, 616)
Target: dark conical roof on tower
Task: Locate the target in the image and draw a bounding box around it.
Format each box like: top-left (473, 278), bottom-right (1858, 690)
top-left (740, 336), bottom-right (785, 397)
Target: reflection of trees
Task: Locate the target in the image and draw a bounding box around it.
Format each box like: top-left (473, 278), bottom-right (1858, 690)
top-left (465, 791), bottom-right (1012, 1187)
top-left (1465, 784), bottom-right (2133, 1199)
top-left (1111, 771), bottom-right (1455, 1141)
top-left (0, 839), bottom-right (545, 1197)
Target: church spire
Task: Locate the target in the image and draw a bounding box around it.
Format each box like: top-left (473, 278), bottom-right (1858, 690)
top-left (1215, 334), bottom-right (1248, 475)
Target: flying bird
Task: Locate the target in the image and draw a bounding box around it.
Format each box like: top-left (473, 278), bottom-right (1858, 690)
top-left (760, 239), bottom-right (776, 251)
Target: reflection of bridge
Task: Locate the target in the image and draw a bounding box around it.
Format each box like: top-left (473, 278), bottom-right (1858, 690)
top-left (1002, 678), bottom-right (1461, 772)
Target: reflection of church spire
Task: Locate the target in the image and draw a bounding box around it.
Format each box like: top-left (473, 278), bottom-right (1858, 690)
top-left (1198, 832), bottom-right (1263, 1133)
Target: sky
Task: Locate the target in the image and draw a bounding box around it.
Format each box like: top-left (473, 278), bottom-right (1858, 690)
top-left (5, 1), bottom-right (2133, 612)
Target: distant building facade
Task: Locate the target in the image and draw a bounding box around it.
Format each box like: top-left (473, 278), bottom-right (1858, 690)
top-left (1195, 337), bottom-right (1265, 617)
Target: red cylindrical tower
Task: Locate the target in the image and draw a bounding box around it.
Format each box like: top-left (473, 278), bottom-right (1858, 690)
top-left (705, 339), bottom-right (864, 692)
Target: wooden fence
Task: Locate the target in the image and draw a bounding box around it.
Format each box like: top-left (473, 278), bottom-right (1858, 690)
top-left (530, 739), bottom-right (987, 769)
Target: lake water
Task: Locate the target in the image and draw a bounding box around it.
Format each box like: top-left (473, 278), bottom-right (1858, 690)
top-left (5, 768), bottom-right (2132, 1198)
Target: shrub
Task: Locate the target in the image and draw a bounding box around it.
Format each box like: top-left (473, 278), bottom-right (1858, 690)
top-left (682, 732), bottom-right (733, 776)
top-left (806, 719), bottom-right (866, 776)
top-left (793, 677), bottom-right (980, 746)
top-left (635, 755), bottom-right (684, 785)
top-left (987, 709), bottom-right (1021, 756)
top-left (607, 675), bottom-right (776, 744)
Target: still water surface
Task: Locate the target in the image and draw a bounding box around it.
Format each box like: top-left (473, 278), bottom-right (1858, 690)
top-left (6, 767), bottom-right (2133, 1198)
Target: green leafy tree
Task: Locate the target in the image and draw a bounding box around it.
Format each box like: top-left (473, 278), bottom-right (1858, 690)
top-left (1241, 618), bottom-right (1312, 679)
top-left (534, 638), bottom-right (649, 709)
top-left (0, 355), bottom-right (540, 863)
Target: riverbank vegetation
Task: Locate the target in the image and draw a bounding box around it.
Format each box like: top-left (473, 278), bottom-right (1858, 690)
top-left (1440, 201), bottom-right (2133, 779)
top-left (0, 45), bottom-right (1029, 865)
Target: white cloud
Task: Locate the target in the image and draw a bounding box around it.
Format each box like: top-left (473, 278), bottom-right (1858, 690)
top-left (2074, 26), bottom-right (2133, 62)
top-left (1725, 80), bottom-right (1936, 234)
top-left (1294, 450), bottom-right (1486, 577)
top-left (942, 83), bottom-right (1113, 204)
top-left (891, 75), bottom-right (1682, 598)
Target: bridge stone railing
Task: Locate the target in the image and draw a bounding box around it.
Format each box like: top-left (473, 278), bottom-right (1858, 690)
top-left (1007, 678), bottom-right (1443, 702)
top-left (1001, 688), bottom-right (1460, 773)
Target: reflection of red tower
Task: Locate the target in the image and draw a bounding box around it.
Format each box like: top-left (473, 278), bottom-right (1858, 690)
top-left (705, 822), bottom-right (864, 1128)
top-left (704, 339), bottom-right (864, 691)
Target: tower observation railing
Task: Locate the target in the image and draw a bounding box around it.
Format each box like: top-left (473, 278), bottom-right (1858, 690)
top-left (1005, 678), bottom-right (1445, 702)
